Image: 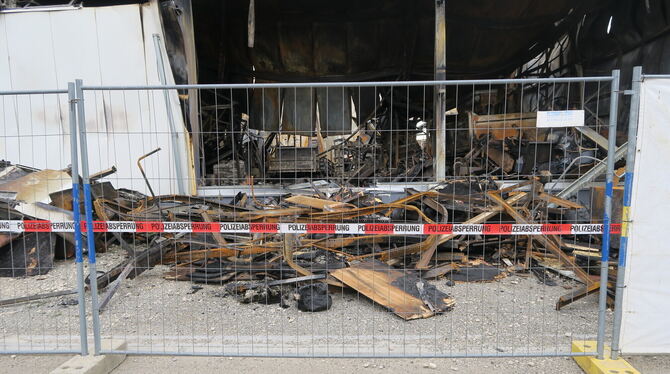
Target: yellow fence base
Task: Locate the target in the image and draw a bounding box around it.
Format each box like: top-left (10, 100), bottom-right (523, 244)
top-left (572, 341), bottom-right (640, 374)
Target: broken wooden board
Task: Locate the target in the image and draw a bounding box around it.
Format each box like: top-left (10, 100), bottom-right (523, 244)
top-left (486, 191), bottom-right (594, 285)
top-left (415, 192), bottom-right (527, 269)
top-left (434, 252), bottom-right (467, 262)
top-left (537, 192), bottom-right (584, 209)
top-left (468, 112), bottom-right (546, 141)
top-left (330, 259), bottom-right (454, 320)
top-left (285, 195), bottom-right (355, 212)
top-left (556, 281), bottom-right (601, 310)
top-left (0, 289), bottom-right (77, 307)
top-left (422, 262), bottom-right (458, 279)
top-left (562, 241), bottom-right (601, 253)
top-left (487, 147), bottom-right (514, 172)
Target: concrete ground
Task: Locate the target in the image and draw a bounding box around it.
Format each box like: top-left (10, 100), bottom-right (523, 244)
top-left (0, 245), bottom-right (611, 356)
top-left (0, 246), bottom-right (668, 372)
top-left (0, 354), bottom-right (668, 373)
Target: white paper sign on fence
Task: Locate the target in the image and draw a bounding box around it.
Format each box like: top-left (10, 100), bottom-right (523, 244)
top-left (536, 110), bottom-right (584, 127)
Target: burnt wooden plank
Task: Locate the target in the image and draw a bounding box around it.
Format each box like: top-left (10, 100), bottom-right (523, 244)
top-left (331, 259), bottom-right (454, 320)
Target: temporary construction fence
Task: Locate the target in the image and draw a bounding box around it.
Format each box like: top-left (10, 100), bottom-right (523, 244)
top-left (75, 73), bottom-right (623, 358)
top-left (0, 70), bottom-right (644, 359)
top-left (0, 85), bottom-right (88, 354)
top-left (612, 68), bottom-right (670, 355)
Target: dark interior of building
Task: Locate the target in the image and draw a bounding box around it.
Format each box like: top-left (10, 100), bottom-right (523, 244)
top-left (8, 0), bottom-right (670, 185)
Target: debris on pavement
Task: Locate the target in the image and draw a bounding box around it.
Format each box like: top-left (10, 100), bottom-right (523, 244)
top-left (331, 259), bottom-right (455, 320)
top-left (0, 150), bottom-right (620, 317)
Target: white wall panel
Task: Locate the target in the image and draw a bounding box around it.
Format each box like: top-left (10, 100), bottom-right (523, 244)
top-left (620, 77), bottom-right (670, 354)
top-left (0, 2), bottom-right (193, 195)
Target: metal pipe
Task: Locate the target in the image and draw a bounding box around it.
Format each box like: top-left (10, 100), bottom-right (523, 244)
top-left (68, 82), bottom-right (88, 356)
top-left (137, 148), bottom-right (162, 199)
top-left (75, 79), bottom-right (102, 355)
top-left (0, 89), bottom-right (67, 95)
top-left (0, 4), bottom-right (81, 13)
top-left (0, 350), bottom-right (82, 355)
top-left (555, 142), bottom-right (627, 200)
top-left (79, 76), bottom-right (614, 91)
top-left (596, 69), bottom-right (620, 359)
top-left (610, 66), bottom-right (642, 360)
top-left (640, 74), bottom-right (670, 79)
top-left (100, 350), bottom-right (597, 358)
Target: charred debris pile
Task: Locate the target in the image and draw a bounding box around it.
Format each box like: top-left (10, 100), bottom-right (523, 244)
top-left (198, 82), bottom-right (612, 188)
top-left (0, 152), bottom-right (618, 317)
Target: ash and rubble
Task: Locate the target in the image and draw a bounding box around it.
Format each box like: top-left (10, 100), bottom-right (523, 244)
top-left (0, 125), bottom-right (616, 316)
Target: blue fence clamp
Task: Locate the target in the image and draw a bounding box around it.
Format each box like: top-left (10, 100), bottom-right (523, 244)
top-left (83, 183), bottom-right (97, 264)
top-left (72, 183), bottom-right (83, 264)
top-left (601, 215), bottom-right (611, 260)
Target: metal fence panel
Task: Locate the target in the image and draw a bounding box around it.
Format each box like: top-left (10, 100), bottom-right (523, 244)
top-left (77, 74), bottom-right (619, 357)
top-left (609, 67), bottom-right (642, 359)
top-left (0, 87), bottom-right (87, 354)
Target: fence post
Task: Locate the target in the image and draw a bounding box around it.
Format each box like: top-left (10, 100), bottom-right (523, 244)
top-left (610, 66), bottom-right (642, 359)
top-left (74, 79), bottom-right (102, 355)
top-left (596, 69), bottom-right (620, 359)
top-left (434, 0), bottom-right (447, 182)
top-left (69, 82), bottom-right (89, 356)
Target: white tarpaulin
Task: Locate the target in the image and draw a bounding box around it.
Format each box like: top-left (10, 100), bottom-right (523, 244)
top-left (619, 77), bottom-right (670, 354)
top-left (0, 2), bottom-right (194, 195)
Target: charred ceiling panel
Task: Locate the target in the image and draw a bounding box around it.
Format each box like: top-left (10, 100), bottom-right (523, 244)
top-left (576, 0), bottom-right (670, 75)
top-left (347, 22), bottom-right (380, 75)
top-left (254, 19), bottom-right (282, 74)
top-left (277, 22), bottom-right (313, 74)
top-left (442, 0), bottom-right (595, 76)
top-left (191, 0), bottom-right (222, 82)
top-left (228, 0), bottom-right (430, 82)
top-left (192, 0), bottom-right (599, 83)
top-left (313, 23), bottom-right (348, 74)
top-left (556, 0), bottom-right (670, 137)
